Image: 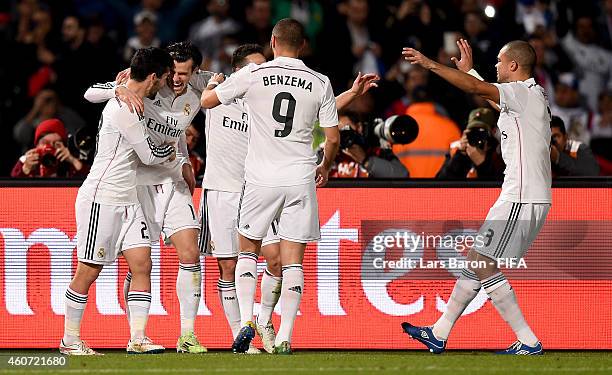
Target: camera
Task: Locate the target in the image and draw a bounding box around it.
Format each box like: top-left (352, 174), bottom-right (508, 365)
top-left (68, 127), bottom-right (96, 162)
top-left (36, 144), bottom-right (58, 168)
top-left (339, 125), bottom-right (367, 149)
top-left (466, 127), bottom-right (489, 150)
top-left (372, 115), bottom-right (419, 145)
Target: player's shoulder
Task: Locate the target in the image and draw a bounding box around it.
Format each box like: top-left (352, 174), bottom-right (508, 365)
top-left (105, 97), bottom-right (143, 123)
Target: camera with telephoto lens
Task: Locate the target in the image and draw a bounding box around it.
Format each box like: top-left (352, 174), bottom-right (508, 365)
top-left (466, 127), bottom-right (490, 150)
top-left (372, 115), bottom-right (419, 145)
top-left (68, 127), bottom-right (96, 162)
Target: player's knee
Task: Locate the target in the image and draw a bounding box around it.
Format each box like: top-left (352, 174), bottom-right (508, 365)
top-left (218, 259), bottom-right (236, 280)
top-left (73, 263), bottom-right (102, 287)
top-left (177, 246), bottom-right (200, 264)
top-left (266, 258), bottom-right (281, 277)
top-left (131, 257), bottom-right (152, 276)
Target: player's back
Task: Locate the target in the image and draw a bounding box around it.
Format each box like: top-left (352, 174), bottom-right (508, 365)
top-left (238, 57), bottom-right (337, 187)
top-left (80, 99), bottom-right (144, 205)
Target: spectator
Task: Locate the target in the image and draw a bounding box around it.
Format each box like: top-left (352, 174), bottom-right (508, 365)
top-left (561, 14), bottom-right (612, 111)
top-left (11, 118), bottom-right (88, 178)
top-left (319, 110), bottom-right (409, 178)
top-left (271, 0), bottom-right (323, 49)
top-left (189, 0), bottom-right (240, 73)
top-left (13, 88), bottom-right (86, 152)
top-left (185, 114), bottom-right (205, 178)
top-left (392, 87), bottom-right (461, 177)
top-left (239, 0), bottom-right (273, 58)
top-left (437, 108), bottom-right (504, 180)
top-left (551, 72), bottom-right (593, 144)
top-left (123, 10), bottom-right (160, 64)
top-left (385, 64), bottom-right (448, 118)
top-left (550, 115), bottom-right (600, 176)
top-left (590, 90), bottom-right (612, 165)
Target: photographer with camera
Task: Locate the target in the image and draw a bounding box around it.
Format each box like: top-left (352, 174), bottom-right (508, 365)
top-left (320, 110), bottom-right (411, 178)
top-left (437, 108), bottom-right (505, 180)
top-left (11, 118), bottom-right (89, 178)
top-left (550, 115), bottom-right (600, 176)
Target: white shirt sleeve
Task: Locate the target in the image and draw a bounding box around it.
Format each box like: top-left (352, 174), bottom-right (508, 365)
top-left (215, 65), bottom-right (252, 105)
top-left (113, 107), bottom-right (175, 165)
top-left (176, 132), bottom-right (190, 166)
top-left (84, 81), bottom-right (116, 103)
top-left (492, 82), bottom-right (527, 114)
top-left (318, 78), bottom-right (339, 128)
top-left (189, 70), bottom-right (215, 91)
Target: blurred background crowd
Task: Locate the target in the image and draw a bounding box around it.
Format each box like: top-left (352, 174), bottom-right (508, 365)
top-left (1, 0), bottom-right (611, 179)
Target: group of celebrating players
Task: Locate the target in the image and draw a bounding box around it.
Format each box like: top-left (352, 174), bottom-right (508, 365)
top-left (59, 17), bottom-right (552, 357)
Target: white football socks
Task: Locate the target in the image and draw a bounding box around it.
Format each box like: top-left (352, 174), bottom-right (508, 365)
top-left (432, 268), bottom-right (481, 340)
top-left (177, 263), bottom-right (202, 335)
top-left (235, 252), bottom-right (259, 326)
top-left (63, 288), bottom-right (87, 346)
top-left (482, 272), bottom-right (539, 347)
top-left (257, 269), bottom-right (282, 325)
top-left (127, 291), bottom-right (151, 340)
top-left (275, 264), bottom-right (303, 346)
top-left (218, 279), bottom-right (241, 338)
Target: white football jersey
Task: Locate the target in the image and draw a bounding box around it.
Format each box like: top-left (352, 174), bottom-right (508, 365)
top-left (84, 70), bottom-right (213, 185)
top-left (493, 78), bottom-right (552, 203)
top-left (215, 56), bottom-right (338, 187)
top-left (79, 98), bottom-right (175, 205)
top-left (202, 98), bottom-right (249, 192)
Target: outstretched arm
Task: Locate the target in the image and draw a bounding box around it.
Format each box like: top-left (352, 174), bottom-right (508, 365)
top-left (335, 72), bottom-right (380, 111)
top-left (402, 43), bottom-right (500, 105)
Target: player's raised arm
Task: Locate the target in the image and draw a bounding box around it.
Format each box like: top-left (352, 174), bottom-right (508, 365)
top-left (84, 80), bottom-right (144, 115)
top-left (335, 72), bottom-right (380, 111)
top-left (402, 46), bottom-right (500, 105)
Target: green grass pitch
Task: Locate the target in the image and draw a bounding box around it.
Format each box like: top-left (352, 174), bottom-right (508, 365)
top-left (0, 351), bottom-right (611, 375)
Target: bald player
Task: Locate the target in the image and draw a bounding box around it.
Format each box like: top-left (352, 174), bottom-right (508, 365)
top-left (401, 40), bottom-right (551, 355)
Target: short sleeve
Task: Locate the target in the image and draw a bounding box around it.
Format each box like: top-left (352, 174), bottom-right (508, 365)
top-left (215, 64), bottom-right (252, 105)
top-left (318, 78), bottom-right (339, 128)
top-left (492, 82), bottom-right (527, 113)
top-left (189, 70), bottom-right (214, 91)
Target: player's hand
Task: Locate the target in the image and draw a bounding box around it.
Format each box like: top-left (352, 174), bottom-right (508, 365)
top-left (182, 163), bottom-right (196, 195)
top-left (115, 85), bottom-right (144, 115)
top-left (207, 73), bottom-right (225, 88)
top-left (315, 164), bottom-right (330, 187)
top-left (22, 148), bottom-right (39, 174)
top-left (402, 47), bottom-right (436, 70)
top-left (350, 72), bottom-right (380, 97)
top-left (450, 38), bottom-right (473, 72)
top-left (115, 68), bottom-right (130, 85)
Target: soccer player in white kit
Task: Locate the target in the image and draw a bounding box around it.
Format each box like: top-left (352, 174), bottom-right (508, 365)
top-left (60, 48), bottom-right (176, 355)
top-left (202, 19), bottom-right (341, 354)
top-left (83, 42), bottom-right (212, 353)
top-left (201, 43), bottom-right (379, 354)
top-left (401, 39), bottom-right (552, 355)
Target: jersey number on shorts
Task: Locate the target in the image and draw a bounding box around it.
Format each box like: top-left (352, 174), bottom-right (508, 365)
top-left (273, 92), bottom-right (296, 138)
top-left (140, 221), bottom-right (149, 240)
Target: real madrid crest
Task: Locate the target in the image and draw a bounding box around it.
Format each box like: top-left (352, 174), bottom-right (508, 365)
top-left (184, 103), bottom-right (191, 116)
top-left (97, 247), bottom-right (105, 258)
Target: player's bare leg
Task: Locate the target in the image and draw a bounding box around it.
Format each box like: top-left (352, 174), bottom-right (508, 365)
top-left (273, 239), bottom-right (306, 355)
top-left (60, 262), bottom-right (103, 355)
top-left (466, 250), bottom-right (541, 354)
top-left (170, 228), bottom-right (207, 353)
top-left (123, 246), bottom-right (164, 354)
top-left (256, 242), bottom-right (282, 353)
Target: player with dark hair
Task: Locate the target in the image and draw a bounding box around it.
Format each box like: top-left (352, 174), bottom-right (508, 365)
top-left (83, 41), bottom-right (213, 354)
top-left (401, 39), bottom-right (551, 355)
top-left (61, 47), bottom-right (176, 355)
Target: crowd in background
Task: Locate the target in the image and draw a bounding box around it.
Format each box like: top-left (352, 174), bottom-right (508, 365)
top-left (1, 0), bottom-right (611, 178)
